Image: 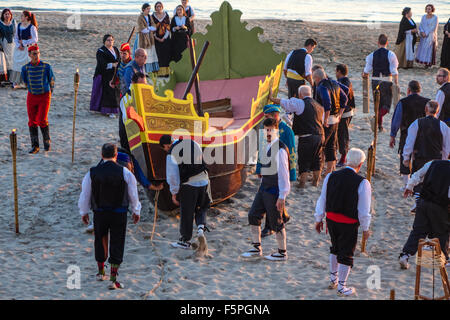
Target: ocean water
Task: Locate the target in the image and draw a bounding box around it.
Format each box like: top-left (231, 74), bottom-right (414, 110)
top-left (5, 0), bottom-right (450, 23)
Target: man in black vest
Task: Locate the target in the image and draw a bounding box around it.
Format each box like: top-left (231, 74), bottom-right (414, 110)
top-left (269, 85), bottom-right (324, 187)
top-left (336, 64), bottom-right (355, 167)
top-left (313, 68), bottom-right (348, 175)
top-left (402, 101), bottom-right (450, 175)
top-left (389, 80), bottom-right (429, 188)
top-left (435, 68), bottom-right (450, 126)
top-left (283, 38), bottom-right (317, 98)
top-left (242, 118), bottom-right (291, 261)
top-left (78, 143), bottom-right (141, 290)
top-left (399, 160), bottom-right (450, 269)
top-left (314, 148), bottom-right (372, 297)
top-left (362, 34), bottom-right (399, 132)
top-left (165, 137), bottom-right (211, 251)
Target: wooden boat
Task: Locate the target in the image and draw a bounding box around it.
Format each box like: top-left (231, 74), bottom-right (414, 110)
top-left (122, 1), bottom-right (284, 210)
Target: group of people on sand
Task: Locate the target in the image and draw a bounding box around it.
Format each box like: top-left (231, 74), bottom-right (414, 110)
top-left (0, 8), bottom-right (54, 154)
top-left (77, 26), bottom-right (449, 295)
top-left (394, 4), bottom-right (450, 70)
top-left (3, 3), bottom-right (448, 298)
top-left (89, 0), bottom-right (196, 118)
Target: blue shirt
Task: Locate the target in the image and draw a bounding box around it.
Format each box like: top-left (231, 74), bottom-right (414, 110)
top-left (317, 79), bottom-right (348, 112)
top-left (390, 100), bottom-right (403, 138)
top-left (123, 60), bottom-right (145, 91)
top-left (21, 61), bottom-right (55, 95)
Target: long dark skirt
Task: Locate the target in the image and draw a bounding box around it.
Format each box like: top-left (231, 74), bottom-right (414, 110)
top-left (171, 32), bottom-right (189, 63)
top-left (90, 74), bottom-right (120, 114)
top-left (155, 38), bottom-right (172, 68)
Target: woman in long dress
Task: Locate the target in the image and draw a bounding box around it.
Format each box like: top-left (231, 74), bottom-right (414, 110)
top-left (136, 3), bottom-right (159, 74)
top-left (415, 4), bottom-right (438, 68)
top-left (11, 10), bottom-right (38, 88)
top-left (152, 1), bottom-right (171, 77)
top-left (170, 5), bottom-right (191, 63)
top-left (440, 18), bottom-right (450, 69)
top-left (394, 7), bottom-right (418, 69)
top-left (0, 9), bottom-right (16, 83)
top-left (89, 34), bottom-right (121, 117)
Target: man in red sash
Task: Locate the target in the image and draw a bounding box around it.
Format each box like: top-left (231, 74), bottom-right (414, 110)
top-left (314, 148), bottom-right (372, 296)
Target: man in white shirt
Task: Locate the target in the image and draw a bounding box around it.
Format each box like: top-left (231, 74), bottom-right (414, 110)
top-left (363, 34), bottom-right (399, 132)
top-left (399, 159), bottom-right (450, 269)
top-left (314, 148), bottom-right (372, 296)
top-left (164, 136), bottom-right (211, 251)
top-left (242, 118), bottom-right (290, 261)
top-left (283, 38), bottom-right (316, 98)
top-left (78, 143), bottom-right (141, 290)
top-left (435, 68), bottom-right (450, 126)
top-left (402, 101), bottom-right (450, 174)
top-left (269, 85), bottom-right (324, 187)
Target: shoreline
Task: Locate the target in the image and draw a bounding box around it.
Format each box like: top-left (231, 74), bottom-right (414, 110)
top-left (8, 9), bottom-right (448, 25)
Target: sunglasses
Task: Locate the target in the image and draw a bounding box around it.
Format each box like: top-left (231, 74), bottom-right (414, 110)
top-left (30, 52), bottom-right (40, 55)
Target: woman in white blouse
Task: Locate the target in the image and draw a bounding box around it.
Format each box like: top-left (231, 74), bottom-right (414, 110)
top-left (11, 10), bottom-right (38, 88)
top-left (415, 4), bottom-right (439, 68)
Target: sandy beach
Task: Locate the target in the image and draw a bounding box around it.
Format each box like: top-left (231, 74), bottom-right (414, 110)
top-left (0, 12), bottom-right (447, 300)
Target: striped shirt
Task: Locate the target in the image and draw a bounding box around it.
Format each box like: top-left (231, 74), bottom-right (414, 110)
top-left (21, 61), bottom-right (55, 95)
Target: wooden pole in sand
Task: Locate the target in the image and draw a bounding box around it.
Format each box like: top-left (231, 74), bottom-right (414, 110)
top-left (150, 190), bottom-right (160, 243)
top-left (71, 69), bottom-right (80, 163)
top-left (366, 145), bottom-right (374, 182)
top-left (371, 87), bottom-right (380, 176)
top-left (390, 289), bottom-right (396, 300)
top-left (363, 75), bottom-right (370, 113)
top-left (10, 129), bottom-right (19, 234)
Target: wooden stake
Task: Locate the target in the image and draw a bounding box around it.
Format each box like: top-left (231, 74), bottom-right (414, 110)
top-left (361, 232), bottom-right (367, 253)
top-left (150, 190), bottom-right (160, 243)
top-left (366, 145), bottom-right (374, 183)
top-left (363, 75), bottom-right (370, 113)
top-left (390, 289), bottom-right (395, 300)
top-left (372, 87), bottom-right (380, 176)
top-left (72, 69), bottom-right (80, 163)
top-left (10, 129), bottom-right (19, 234)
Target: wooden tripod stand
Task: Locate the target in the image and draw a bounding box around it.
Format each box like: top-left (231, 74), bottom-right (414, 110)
top-left (414, 238), bottom-right (450, 300)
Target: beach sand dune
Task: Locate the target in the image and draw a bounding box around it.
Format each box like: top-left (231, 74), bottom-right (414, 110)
top-left (0, 13), bottom-right (446, 299)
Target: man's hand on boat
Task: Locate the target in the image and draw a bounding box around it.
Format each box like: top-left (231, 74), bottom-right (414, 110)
top-left (172, 194), bottom-right (180, 206)
top-left (149, 183), bottom-right (164, 191)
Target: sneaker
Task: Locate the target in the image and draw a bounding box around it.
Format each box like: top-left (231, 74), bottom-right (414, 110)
top-left (241, 245), bottom-right (262, 258)
top-left (108, 281), bottom-right (124, 290)
top-left (171, 239), bottom-right (191, 249)
top-left (328, 272), bottom-right (338, 289)
top-left (96, 272), bottom-right (108, 281)
top-left (337, 286), bottom-right (356, 296)
top-left (399, 253), bottom-right (410, 270)
top-left (264, 251), bottom-right (288, 261)
top-left (328, 280), bottom-right (338, 289)
top-left (108, 114), bottom-right (116, 119)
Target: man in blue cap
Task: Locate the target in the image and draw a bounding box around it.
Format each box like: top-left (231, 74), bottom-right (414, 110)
top-left (256, 103), bottom-right (296, 237)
